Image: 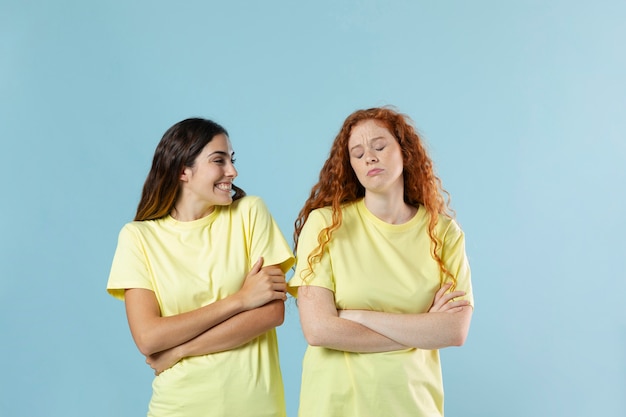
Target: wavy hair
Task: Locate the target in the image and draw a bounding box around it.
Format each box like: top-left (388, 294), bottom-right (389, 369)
top-left (135, 118), bottom-right (245, 221)
top-left (294, 107), bottom-right (456, 287)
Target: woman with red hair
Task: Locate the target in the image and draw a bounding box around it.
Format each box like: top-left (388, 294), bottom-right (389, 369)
top-left (288, 107), bottom-right (474, 417)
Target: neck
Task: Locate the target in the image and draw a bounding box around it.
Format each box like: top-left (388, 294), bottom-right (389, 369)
top-left (171, 203), bottom-right (215, 222)
top-left (363, 191), bottom-right (416, 225)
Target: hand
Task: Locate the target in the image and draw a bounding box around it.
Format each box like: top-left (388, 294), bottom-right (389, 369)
top-left (428, 282), bottom-right (469, 313)
top-left (146, 346), bottom-right (183, 376)
top-left (237, 257), bottom-right (287, 310)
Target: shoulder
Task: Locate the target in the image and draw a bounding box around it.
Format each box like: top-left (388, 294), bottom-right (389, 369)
top-left (122, 218), bottom-right (165, 232)
top-left (434, 213), bottom-right (464, 240)
top-left (118, 220), bottom-right (149, 237)
top-left (306, 205), bottom-right (334, 225)
top-left (229, 195), bottom-right (265, 211)
top-left (117, 218), bottom-right (169, 241)
top-left (227, 195), bottom-right (271, 218)
top-left (305, 201), bottom-right (361, 226)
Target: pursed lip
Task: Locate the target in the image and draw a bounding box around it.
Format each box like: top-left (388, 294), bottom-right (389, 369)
top-left (367, 168), bottom-right (383, 176)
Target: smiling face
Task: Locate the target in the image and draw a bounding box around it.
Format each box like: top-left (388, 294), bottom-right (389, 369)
top-left (347, 119), bottom-right (404, 197)
top-left (179, 133), bottom-right (238, 210)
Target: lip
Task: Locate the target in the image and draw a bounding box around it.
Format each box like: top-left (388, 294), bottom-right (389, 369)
top-left (367, 168), bottom-right (383, 176)
top-left (214, 182), bottom-right (233, 191)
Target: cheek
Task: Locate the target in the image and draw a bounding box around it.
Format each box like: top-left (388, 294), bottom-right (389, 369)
top-left (349, 160), bottom-right (364, 178)
top-left (392, 150), bottom-right (404, 168)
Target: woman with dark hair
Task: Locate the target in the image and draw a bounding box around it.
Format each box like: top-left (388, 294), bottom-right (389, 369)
top-left (288, 107), bottom-right (474, 416)
top-left (107, 118), bottom-right (294, 417)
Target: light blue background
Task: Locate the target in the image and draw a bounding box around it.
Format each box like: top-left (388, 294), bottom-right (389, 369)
top-left (1, 1), bottom-right (625, 416)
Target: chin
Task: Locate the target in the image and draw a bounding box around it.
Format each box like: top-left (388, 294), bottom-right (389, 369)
top-left (219, 197), bottom-right (234, 205)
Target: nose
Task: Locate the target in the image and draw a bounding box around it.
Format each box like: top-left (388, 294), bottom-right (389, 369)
top-left (226, 161), bottom-right (238, 178)
top-left (364, 151), bottom-right (378, 163)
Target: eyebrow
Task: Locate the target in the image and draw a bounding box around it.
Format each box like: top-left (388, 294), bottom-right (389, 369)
top-left (349, 136), bottom-right (386, 152)
top-left (207, 150), bottom-right (234, 158)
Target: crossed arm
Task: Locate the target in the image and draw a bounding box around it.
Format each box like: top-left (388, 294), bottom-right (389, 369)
top-left (124, 258), bottom-right (287, 374)
top-left (298, 282), bottom-right (472, 352)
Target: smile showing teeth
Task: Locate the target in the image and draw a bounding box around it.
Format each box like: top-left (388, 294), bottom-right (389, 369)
top-left (215, 183), bottom-right (232, 191)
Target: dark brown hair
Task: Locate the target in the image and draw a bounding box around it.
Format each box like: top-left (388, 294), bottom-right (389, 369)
top-left (135, 118), bottom-right (245, 221)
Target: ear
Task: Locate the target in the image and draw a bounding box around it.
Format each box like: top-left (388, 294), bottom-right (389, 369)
top-left (179, 166), bottom-right (191, 182)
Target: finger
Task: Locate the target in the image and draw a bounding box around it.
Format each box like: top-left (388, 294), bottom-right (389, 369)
top-left (263, 267), bottom-right (285, 277)
top-left (269, 275), bottom-right (287, 283)
top-left (250, 257), bottom-right (264, 274)
top-left (261, 265), bottom-right (283, 272)
top-left (439, 301), bottom-right (470, 312)
top-left (432, 284), bottom-right (452, 308)
top-left (439, 290), bottom-right (466, 304)
top-left (435, 283), bottom-right (450, 298)
top-left (269, 290), bottom-right (287, 301)
top-left (447, 290), bottom-right (466, 299)
top-left (431, 292), bottom-right (465, 312)
top-left (444, 299), bottom-right (470, 309)
top-left (442, 306), bottom-right (466, 313)
top-left (433, 282), bottom-right (453, 303)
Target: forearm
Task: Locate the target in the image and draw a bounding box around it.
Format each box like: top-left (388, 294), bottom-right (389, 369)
top-left (305, 314), bottom-right (407, 353)
top-left (176, 300), bottom-right (285, 358)
top-left (342, 308), bottom-right (473, 350)
top-left (297, 285), bottom-right (406, 352)
top-left (127, 260), bottom-right (288, 356)
top-left (126, 288), bottom-right (247, 356)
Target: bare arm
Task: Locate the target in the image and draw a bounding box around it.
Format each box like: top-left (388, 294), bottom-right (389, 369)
top-left (339, 283), bottom-right (473, 350)
top-left (297, 285), bottom-right (408, 352)
top-left (125, 258), bottom-right (287, 356)
top-left (146, 300), bottom-right (284, 374)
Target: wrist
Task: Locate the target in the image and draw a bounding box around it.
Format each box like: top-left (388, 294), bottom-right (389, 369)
top-left (173, 344), bottom-right (186, 361)
top-left (228, 291), bottom-right (247, 313)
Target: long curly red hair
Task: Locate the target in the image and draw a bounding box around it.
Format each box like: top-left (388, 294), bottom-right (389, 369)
top-left (294, 107), bottom-right (456, 287)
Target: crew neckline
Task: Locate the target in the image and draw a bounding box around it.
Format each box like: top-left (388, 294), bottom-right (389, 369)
top-left (162, 206), bottom-right (221, 229)
top-left (356, 199), bottom-right (422, 232)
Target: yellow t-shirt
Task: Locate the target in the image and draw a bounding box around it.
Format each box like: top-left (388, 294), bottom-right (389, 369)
top-left (288, 199), bottom-right (473, 417)
top-left (107, 196), bottom-right (294, 417)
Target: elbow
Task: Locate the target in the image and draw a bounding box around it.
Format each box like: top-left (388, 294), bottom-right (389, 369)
top-left (301, 322), bottom-right (328, 347)
top-left (132, 331), bottom-right (162, 356)
top-left (135, 341), bottom-right (157, 357)
top-left (449, 321), bottom-right (471, 347)
top-left (450, 330), bottom-right (469, 347)
top-left (136, 341), bottom-right (158, 357)
top-left (449, 308), bottom-right (472, 347)
top-left (303, 333), bottom-right (323, 347)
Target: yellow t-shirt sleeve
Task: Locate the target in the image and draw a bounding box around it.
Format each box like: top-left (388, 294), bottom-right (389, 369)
top-left (245, 197), bottom-right (295, 274)
top-left (441, 219), bottom-right (474, 307)
top-left (288, 209), bottom-right (335, 297)
top-left (106, 224), bottom-right (153, 301)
